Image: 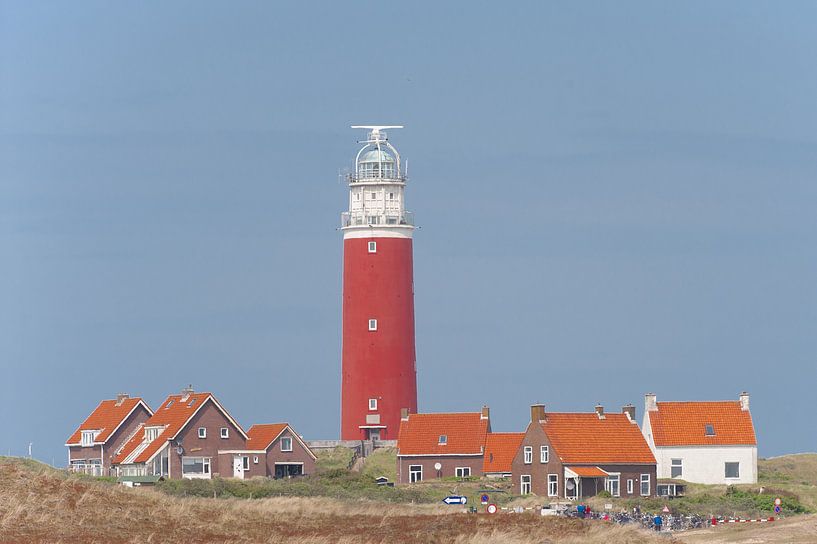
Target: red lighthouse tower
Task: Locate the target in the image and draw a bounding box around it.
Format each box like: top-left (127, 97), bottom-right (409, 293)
top-left (340, 126), bottom-right (417, 441)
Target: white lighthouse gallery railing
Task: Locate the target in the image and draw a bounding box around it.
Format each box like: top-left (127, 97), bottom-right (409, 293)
top-left (341, 211), bottom-right (414, 228)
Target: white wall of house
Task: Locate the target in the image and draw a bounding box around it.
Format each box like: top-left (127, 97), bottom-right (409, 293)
top-left (653, 445), bottom-right (757, 485)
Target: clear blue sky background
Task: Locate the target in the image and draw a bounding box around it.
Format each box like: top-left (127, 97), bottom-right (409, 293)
top-left (1, 1), bottom-right (815, 464)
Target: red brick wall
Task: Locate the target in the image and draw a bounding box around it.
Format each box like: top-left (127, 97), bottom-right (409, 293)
top-left (397, 455), bottom-right (483, 484)
top-left (263, 430), bottom-right (316, 478)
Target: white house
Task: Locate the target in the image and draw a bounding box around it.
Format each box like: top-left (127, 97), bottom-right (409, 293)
top-left (641, 392), bottom-right (757, 487)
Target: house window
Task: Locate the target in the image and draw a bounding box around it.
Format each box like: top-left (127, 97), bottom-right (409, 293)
top-left (455, 467), bottom-right (471, 478)
top-left (605, 474), bottom-right (620, 497)
top-left (725, 462), bottom-right (740, 479)
top-left (368, 398), bottom-right (378, 410)
top-left (253, 456), bottom-right (259, 464)
top-left (198, 427), bottom-right (206, 439)
top-left (242, 456), bottom-right (250, 471)
top-left (640, 474), bottom-right (650, 496)
top-left (368, 319), bottom-right (378, 331)
top-left (548, 474), bottom-right (558, 497)
top-left (627, 479), bottom-right (634, 494)
top-left (540, 445), bottom-right (549, 463)
top-left (523, 446), bottom-right (533, 464)
top-left (388, 192), bottom-right (395, 200)
top-left (368, 241), bottom-right (377, 253)
top-left (438, 435), bottom-right (447, 445)
top-left (220, 427), bottom-right (229, 439)
top-left (144, 426), bottom-right (162, 441)
top-left (521, 475), bottom-right (532, 495)
top-left (409, 464), bottom-right (422, 483)
top-left (704, 424), bottom-right (715, 436)
top-left (80, 430), bottom-right (96, 447)
top-left (281, 436), bottom-right (293, 452)
top-left (182, 457), bottom-right (211, 476)
top-left (671, 458), bottom-right (683, 478)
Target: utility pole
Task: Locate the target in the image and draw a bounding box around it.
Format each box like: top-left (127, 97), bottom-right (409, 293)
top-left (28, 442), bottom-right (33, 458)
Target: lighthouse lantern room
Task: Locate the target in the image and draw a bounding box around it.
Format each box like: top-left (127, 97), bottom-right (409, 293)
top-left (340, 126), bottom-right (418, 441)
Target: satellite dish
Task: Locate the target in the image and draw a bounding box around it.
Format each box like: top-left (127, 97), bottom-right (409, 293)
top-left (434, 462), bottom-right (442, 471)
top-left (176, 446), bottom-right (184, 455)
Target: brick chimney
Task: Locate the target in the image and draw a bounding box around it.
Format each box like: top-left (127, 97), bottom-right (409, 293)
top-left (401, 408), bottom-right (410, 421)
top-left (739, 391), bottom-right (750, 411)
top-left (645, 393), bottom-right (658, 412)
top-left (481, 405), bottom-right (490, 420)
top-left (622, 404), bottom-right (636, 422)
top-left (115, 393), bottom-right (129, 406)
top-left (595, 404), bottom-right (605, 419)
top-left (530, 404), bottom-right (546, 423)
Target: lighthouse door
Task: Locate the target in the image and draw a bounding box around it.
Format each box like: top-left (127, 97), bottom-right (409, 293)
top-left (367, 429), bottom-right (381, 441)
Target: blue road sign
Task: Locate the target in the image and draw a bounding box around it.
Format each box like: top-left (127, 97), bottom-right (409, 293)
top-left (481, 494), bottom-right (489, 504)
top-left (443, 496), bottom-right (468, 505)
top-left (774, 505), bottom-right (781, 514)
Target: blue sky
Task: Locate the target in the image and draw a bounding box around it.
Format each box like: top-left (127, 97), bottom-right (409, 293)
top-left (1, 1), bottom-right (815, 464)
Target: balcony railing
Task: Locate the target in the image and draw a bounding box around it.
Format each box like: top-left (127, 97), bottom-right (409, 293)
top-left (341, 211), bottom-right (415, 228)
top-left (68, 463), bottom-right (106, 477)
top-left (346, 172), bottom-right (406, 184)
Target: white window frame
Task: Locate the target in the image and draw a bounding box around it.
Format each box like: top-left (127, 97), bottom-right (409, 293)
top-left (368, 241), bottom-right (377, 253)
top-left (540, 445), bottom-right (549, 463)
top-left (640, 473), bottom-right (650, 496)
top-left (627, 478), bottom-right (634, 494)
top-left (220, 427), bottom-right (229, 439)
top-left (455, 466), bottom-right (471, 478)
top-left (523, 446), bottom-right (533, 464)
top-left (368, 319), bottom-right (377, 331)
top-left (197, 427), bottom-right (206, 439)
top-left (438, 434), bottom-right (447, 445)
top-left (280, 436), bottom-right (293, 452)
top-left (368, 398), bottom-right (377, 411)
top-left (181, 456), bottom-right (211, 478)
top-left (671, 458), bottom-right (683, 478)
top-left (409, 464), bottom-right (422, 483)
top-left (725, 462), bottom-right (740, 479)
top-left (521, 474), bottom-right (532, 495)
top-left (242, 456), bottom-right (250, 471)
top-left (80, 430), bottom-right (96, 447)
top-left (605, 473), bottom-right (621, 497)
top-left (253, 455), bottom-right (259, 464)
top-left (547, 474), bottom-right (558, 497)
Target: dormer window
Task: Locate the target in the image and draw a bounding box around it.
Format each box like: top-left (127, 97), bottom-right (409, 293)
top-left (144, 426), bottom-right (163, 442)
top-left (80, 430), bottom-right (98, 447)
top-left (438, 435), bottom-right (447, 445)
top-left (704, 424), bottom-right (715, 436)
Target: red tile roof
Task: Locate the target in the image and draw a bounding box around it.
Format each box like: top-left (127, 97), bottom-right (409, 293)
top-left (113, 392), bottom-right (246, 465)
top-left (483, 432), bottom-right (524, 474)
top-left (648, 401), bottom-right (757, 446)
top-left (66, 397), bottom-right (152, 446)
top-left (246, 423), bottom-right (289, 451)
top-left (542, 413), bottom-right (655, 465)
top-left (398, 412), bottom-right (490, 456)
top-left (566, 466), bottom-right (609, 477)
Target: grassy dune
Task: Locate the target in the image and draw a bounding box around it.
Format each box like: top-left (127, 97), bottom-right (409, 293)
top-left (0, 457), bottom-right (668, 544)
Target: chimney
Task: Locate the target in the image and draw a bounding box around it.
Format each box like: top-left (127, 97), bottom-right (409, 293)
top-left (595, 404), bottom-right (605, 419)
top-left (481, 405), bottom-right (490, 420)
top-left (622, 404), bottom-right (636, 422)
top-left (645, 393), bottom-right (658, 412)
top-left (115, 393), bottom-right (129, 406)
top-left (530, 404), bottom-right (546, 423)
top-left (181, 384), bottom-right (194, 402)
top-left (400, 408), bottom-right (410, 420)
top-left (739, 391), bottom-right (750, 411)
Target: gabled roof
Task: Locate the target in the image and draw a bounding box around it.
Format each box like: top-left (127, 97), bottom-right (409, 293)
top-left (66, 397), bottom-right (152, 446)
top-left (397, 412), bottom-right (489, 456)
top-left (246, 423), bottom-right (317, 460)
top-left (648, 401), bottom-right (756, 446)
top-left (541, 413), bottom-right (655, 465)
top-left (113, 392), bottom-right (247, 465)
top-left (483, 432), bottom-right (524, 474)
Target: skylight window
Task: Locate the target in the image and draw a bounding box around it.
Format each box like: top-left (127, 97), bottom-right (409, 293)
top-left (166, 400), bottom-right (174, 409)
top-left (188, 398), bottom-right (197, 407)
top-left (704, 424), bottom-right (715, 436)
top-left (438, 435), bottom-right (447, 445)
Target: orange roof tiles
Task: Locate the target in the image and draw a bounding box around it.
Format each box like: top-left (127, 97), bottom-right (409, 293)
top-left (649, 401), bottom-right (756, 446)
top-left (483, 432), bottom-right (524, 474)
top-left (542, 413), bottom-right (655, 465)
top-left (66, 397), bottom-right (151, 445)
top-left (398, 412), bottom-right (490, 456)
top-left (566, 466), bottom-right (609, 477)
top-left (246, 423), bottom-right (289, 451)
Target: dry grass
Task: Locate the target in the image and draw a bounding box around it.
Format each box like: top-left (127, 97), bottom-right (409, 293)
top-left (0, 457), bottom-right (671, 544)
top-left (677, 514), bottom-right (817, 544)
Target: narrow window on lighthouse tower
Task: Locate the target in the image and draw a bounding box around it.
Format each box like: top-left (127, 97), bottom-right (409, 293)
top-left (368, 319), bottom-right (378, 331)
top-left (368, 241), bottom-right (377, 253)
top-left (368, 398), bottom-right (377, 410)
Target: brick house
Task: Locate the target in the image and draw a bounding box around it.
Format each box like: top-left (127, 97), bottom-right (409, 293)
top-left (65, 394), bottom-right (153, 476)
top-left (220, 423), bottom-right (317, 479)
top-left (112, 389), bottom-right (248, 479)
top-left (512, 404), bottom-right (656, 499)
top-left (396, 407), bottom-right (490, 484)
top-left (642, 392), bottom-right (757, 487)
top-left (483, 432), bottom-right (524, 478)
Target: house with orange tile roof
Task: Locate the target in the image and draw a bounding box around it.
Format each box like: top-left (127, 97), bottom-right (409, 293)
top-left (483, 432), bottom-right (524, 478)
top-left (217, 423), bottom-right (317, 479)
top-left (641, 392), bottom-right (757, 488)
top-left (111, 388), bottom-right (248, 479)
top-left (511, 404), bottom-right (656, 499)
top-left (396, 406), bottom-right (491, 484)
top-left (65, 394), bottom-right (153, 476)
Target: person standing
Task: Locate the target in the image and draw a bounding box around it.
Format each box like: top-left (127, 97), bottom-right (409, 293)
top-left (653, 513), bottom-right (663, 532)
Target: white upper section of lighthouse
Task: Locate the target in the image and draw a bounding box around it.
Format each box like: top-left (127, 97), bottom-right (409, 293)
top-left (341, 126), bottom-right (414, 239)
